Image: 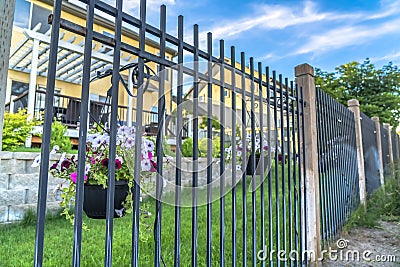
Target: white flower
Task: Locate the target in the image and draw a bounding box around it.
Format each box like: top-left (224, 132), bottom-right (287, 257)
top-left (31, 155), bottom-right (41, 168)
top-left (85, 164), bottom-right (91, 174)
top-left (116, 155), bottom-right (124, 164)
top-left (50, 145), bottom-right (59, 154)
top-left (236, 165), bottom-right (241, 170)
top-left (139, 196), bottom-right (143, 202)
top-left (147, 212), bottom-right (152, 216)
top-left (86, 134), bottom-right (97, 144)
top-left (91, 136), bottom-right (103, 148)
top-left (141, 159), bottom-right (151, 171)
top-left (144, 139), bottom-right (154, 151)
top-left (166, 155), bottom-right (173, 161)
top-left (237, 151), bottom-right (242, 157)
top-left (57, 153), bottom-right (67, 168)
top-left (124, 137), bottom-right (135, 149)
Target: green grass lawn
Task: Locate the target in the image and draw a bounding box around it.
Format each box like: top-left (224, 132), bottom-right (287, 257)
top-left (0, 163), bottom-right (302, 266)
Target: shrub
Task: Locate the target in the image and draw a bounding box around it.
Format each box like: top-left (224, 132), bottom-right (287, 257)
top-left (2, 110), bottom-right (36, 151)
top-left (50, 120), bottom-right (72, 152)
top-left (198, 136), bottom-right (220, 158)
top-left (181, 137), bottom-right (193, 157)
top-left (163, 138), bottom-right (175, 157)
top-left (199, 115), bottom-right (221, 130)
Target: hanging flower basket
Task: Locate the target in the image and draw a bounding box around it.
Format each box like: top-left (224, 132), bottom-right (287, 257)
top-left (83, 180), bottom-right (129, 219)
top-left (246, 154), bottom-right (270, 175)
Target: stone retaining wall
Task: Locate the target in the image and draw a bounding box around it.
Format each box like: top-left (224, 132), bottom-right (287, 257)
top-left (0, 152), bottom-right (240, 223)
top-left (0, 152), bottom-right (64, 223)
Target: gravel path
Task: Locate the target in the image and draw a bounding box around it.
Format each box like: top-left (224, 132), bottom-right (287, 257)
top-left (321, 221), bottom-right (400, 266)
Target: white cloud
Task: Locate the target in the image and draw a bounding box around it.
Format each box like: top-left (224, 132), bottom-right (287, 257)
top-left (294, 18), bottom-right (400, 55)
top-left (197, 0), bottom-right (400, 42)
top-left (371, 51), bottom-right (400, 62)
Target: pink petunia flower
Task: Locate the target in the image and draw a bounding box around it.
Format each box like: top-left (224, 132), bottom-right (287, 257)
top-left (70, 172), bottom-right (87, 183)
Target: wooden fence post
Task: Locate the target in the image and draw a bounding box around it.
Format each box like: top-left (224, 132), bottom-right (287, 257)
top-left (0, 0), bottom-right (16, 151)
top-left (295, 63), bottom-right (321, 265)
top-left (348, 99), bottom-right (367, 208)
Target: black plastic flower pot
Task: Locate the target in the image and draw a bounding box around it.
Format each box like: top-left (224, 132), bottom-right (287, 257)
top-left (83, 180), bottom-right (129, 219)
top-left (246, 154), bottom-right (270, 175)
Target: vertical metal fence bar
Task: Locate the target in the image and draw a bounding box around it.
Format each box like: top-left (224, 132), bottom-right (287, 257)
top-left (328, 93), bottom-right (339, 236)
top-left (206, 32), bottom-right (213, 267)
top-left (154, 5), bottom-right (167, 267)
top-left (219, 39), bottom-right (226, 267)
top-left (258, 62), bottom-right (266, 267)
top-left (191, 23), bottom-right (199, 267)
top-left (319, 89), bottom-right (329, 244)
top-left (272, 70), bottom-right (280, 266)
top-left (105, 0), bottom-right (123, 265)
top-left (295, 84), bottom-right (303, 264)
top-left (131, 1), bottom-right (146, 266)
top-left (323, 91), bottom-right (335, 238)
top-left (342, 106), bottom-right (350, 219)
top-left (279, 75), bottom-right (287, 267)
top-left (174, 14), bottom-right (184, 267)
top-left (324, 92), bottom-right (333, 242)
top-left (240, 52), bottom-right (248, 267)
top-left (333, 96), bottom-right (344, 230)
top-left (72, 0), bottom-right (95, 266)
top-left (284, 78), bottom-right (292, 266)
top-left (231, 46), bottom-right (237, 267)
top-left (315, 89), bottom-right (324, 244)
top-left (290, 81), bottom-right (299, 265)
top-left (322, 91), bottom-right (331, 243)
top-left (249, 57), bottom-right (257, 266)
top-left (34, 0), bottom-right (62, 266)
top-left (266, 67), bottom-right (274, 267)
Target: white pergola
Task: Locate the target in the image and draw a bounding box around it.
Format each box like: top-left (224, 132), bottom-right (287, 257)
top-left (8, 24), bottom-right (137, 126)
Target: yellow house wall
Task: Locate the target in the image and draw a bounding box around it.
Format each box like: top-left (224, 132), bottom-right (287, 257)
top-left (9, 0), bottom-right (174, 116)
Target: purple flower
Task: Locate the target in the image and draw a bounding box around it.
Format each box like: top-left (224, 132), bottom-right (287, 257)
top-left (61, 160), bottom-right (71, 170)
top-left (101, 158), bottom-right (109, 167)
top-left (115, 159), bottom-right (122, 170)
top-left (50, 162), bottom-right (58, 170)
top-left (150, 160), bottom-right (157, 172)
top-left (90, 157), bottom-right (95, 164)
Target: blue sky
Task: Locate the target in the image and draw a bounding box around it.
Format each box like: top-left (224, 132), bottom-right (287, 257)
top-left (16, 0), bottom-right (400, 79)
top-left (114, 0), bottom-right (400, 78)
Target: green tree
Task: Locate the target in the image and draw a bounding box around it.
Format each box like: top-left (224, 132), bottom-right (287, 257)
top-left (315, 59), bottom-right (400, 128)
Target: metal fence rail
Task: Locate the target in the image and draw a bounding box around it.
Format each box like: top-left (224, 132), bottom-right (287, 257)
top-left (316, 88), bottom-right (359, 245)
top-left (360, 112), bottom-right (381, 194)
top-left (34, 0), bottom-right (307, 266)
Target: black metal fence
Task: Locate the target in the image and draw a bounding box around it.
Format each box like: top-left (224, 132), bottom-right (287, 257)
top-left (392, 131), bottom-right (400, 163)
top-left (380, 125), bottom-right (391, 176)
top-left (34, 0), bottom-right (308, 266)
top-left (315, 89), bottom-right (359, 246)
top-left (360, 112), bottom-right (381, 194)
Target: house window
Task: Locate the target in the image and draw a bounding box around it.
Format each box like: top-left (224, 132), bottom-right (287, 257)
top-left (30, 4), bottom-right (51, 33)
top-left (11, 81), bottom-right (29, 113)
top-left (35, 86), bottom-right (60, 111)
top-left (151, 106), bottom-right (158, 123)
top-left (199, 95), bottom-right (204, 102)
top-left (13, 0), bottom-right (31, 29)
top-left (224, 90), bottom-right (230, 98)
